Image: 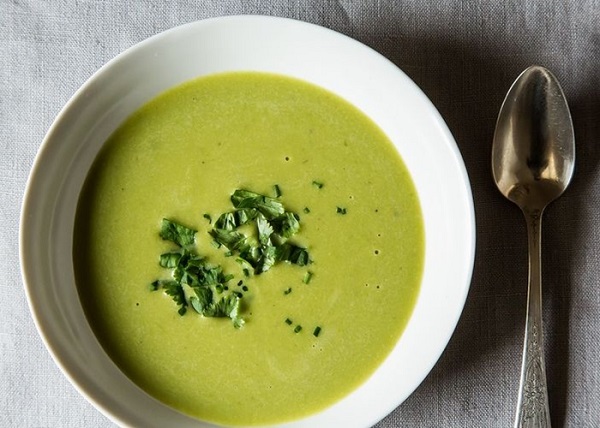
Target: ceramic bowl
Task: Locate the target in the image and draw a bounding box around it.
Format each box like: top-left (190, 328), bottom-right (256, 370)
top-left (20, 15), bottom-right (475, 428)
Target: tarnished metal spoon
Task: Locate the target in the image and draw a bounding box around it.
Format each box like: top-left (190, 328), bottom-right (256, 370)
top-left (492, 65), bottom-right (575, 428)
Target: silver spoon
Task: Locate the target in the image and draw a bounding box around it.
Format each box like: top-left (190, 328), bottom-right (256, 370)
top-left (492, 65), bottom-right (575, 428)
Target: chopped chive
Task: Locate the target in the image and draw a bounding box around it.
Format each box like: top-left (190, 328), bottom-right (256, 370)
top-left (237, 280), bottom-right (243, 286)
top-left (273, 184), bottom-right (282, 198)
top-left (215, 284), bottom-right (224, 293)
top-left (312, 180), bottom-right (324, 189)
top-left (303, 271), bottom-right (313, 284)
top-left (243, 268), bottom-right (250, 277)
top-left (285, 318), bottom-right (293, 325)
top-left (303, 207), bottom-right (310, 214)
top-left (313, 326), bottom-right (322, 337)
top-left (149, 280), bottom-right (160, 291)
top-left (203, 213), bottom-right (212, 224)
top-left (294, 325), bottom-right (302, 333)
top-left (336, 207), bottom-right (347, 215)
top-left (235, 291), bottom-right (243, 298)
top-left (242, 285), bottom-right (249, 292)
top-left (284, 287), bottom-right (292, 295)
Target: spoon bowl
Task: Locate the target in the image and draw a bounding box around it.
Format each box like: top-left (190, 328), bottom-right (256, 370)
top-left (492, 65), bottom-right (574, 428)
top-left (493, 66), bottom-right (575, 211)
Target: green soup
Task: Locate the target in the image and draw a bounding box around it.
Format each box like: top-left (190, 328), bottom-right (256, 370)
top-left (74, 72), bottom-right (424, 426)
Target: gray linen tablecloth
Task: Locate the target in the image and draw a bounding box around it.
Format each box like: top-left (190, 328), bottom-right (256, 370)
top-left (2, 1), bottom-right (599, 427)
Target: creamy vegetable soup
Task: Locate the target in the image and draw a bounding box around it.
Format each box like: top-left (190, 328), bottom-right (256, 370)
top-left (74, 72), bottom-right (424, 426)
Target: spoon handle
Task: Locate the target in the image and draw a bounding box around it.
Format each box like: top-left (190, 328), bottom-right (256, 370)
top-left (515, 209), bottom-right (551, 428)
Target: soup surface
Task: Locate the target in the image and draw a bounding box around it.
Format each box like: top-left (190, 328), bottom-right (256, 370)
top-left (74, 72), bottom-right (424, 426)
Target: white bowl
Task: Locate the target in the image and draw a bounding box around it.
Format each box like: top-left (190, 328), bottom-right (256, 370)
top-left (20, 15), bottom-right (475, 428)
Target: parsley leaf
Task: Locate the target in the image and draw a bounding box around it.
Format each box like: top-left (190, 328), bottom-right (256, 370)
top-left (238, 244), bottom-right (261, 267)
top-left (275, 243), bottom-right (310, 266)
top-left (256, 214), bottom-right (274, 246)
top-left (258, 243), bottom-right (277, 273)
top-left (231, 189), bottom-right (284, 220)
top-left (209, 228), bottom-right (247, 251)
top-left (215, 208), bottom-right (259, 230)
top-left (159, 219), bottom-right (196, 247)
top-left (204, 294), bottom-right (244, 328)
top-left (191, 287), bottom-right (213, 312)
top-left (214, 212), bottom-right (236, 231)
top-left (271, 212), bottom-right (300, 239)
top-left (159, 252), bottom-right (182, 269)
top-left (161, 280), bottom-right (187, 316)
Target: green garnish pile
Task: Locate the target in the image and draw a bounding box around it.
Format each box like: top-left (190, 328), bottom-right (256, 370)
top-left (151, 219), bottom-right (244, 328)
top-left (210, 189), bottom-right (309, 274)
top-left (150, 188), bottom-right (311, 329)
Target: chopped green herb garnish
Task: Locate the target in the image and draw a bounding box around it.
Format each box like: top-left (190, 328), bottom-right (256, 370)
top-left (276, 243), bottom-right (310, 266)
top-left (312, 180), bottom-right (324, 189)
top-left (210, 188), bottom-right (310, 274)
top-left (294, 325), bottom-right (302, 333)
top-left (303, 207), bottom-right (310, 214)
top-left (203, 295), bottom-right (244, 328)
top-left (215, 212), bottom-right (236, 230)
top-left (153, 188), bottom-right (313, 329)
top-left (285, 318), bottom-right (293, 325)
top-left (161, 279), bottom-right (187, 316)
top-left (215, 209), bottom-right (258, 230)
top-left (303, 271), bottom-right (313, 284)
top-left (313, 326), bottom-right (322, 337)
top-left (336, 207), bottom-right (347, 214)
top-left (271, 212), bottom-right (300, 239)
top-left (190, 286), bottom-right (213, 312)
top-left (159, 252), bottom-right (183, 269)
top-left (209, 228), bottom-right (246, 251)
top-left (231, 189), bottom-right (284, 220)
top-left (151, 224), bottom-right (243, 327)
top-left (159, 219), bottom-right (196, 247)
top-left (257, 243), bottom-right (276, 273)
top-left (256, 214), bottom-right (274, 246)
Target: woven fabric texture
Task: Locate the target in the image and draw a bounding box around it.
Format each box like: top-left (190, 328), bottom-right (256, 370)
top-left (2, 1), bottom-right (599, 427)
